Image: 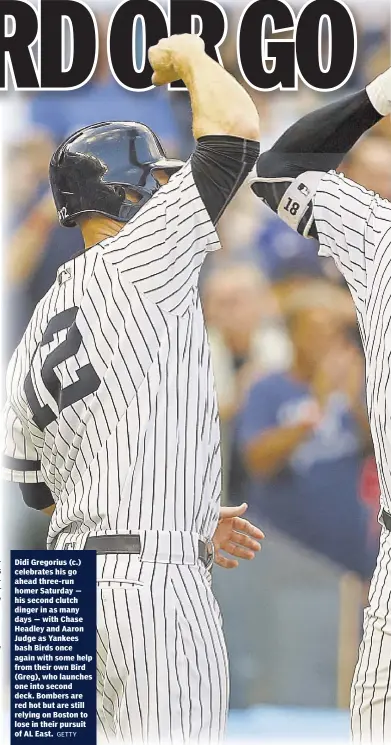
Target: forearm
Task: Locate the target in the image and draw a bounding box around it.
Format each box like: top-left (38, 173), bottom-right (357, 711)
top-left (251, 84), bottom-right (386, 239)
top-left (256, 89), bottom-right (382, 183)
top-left (252, 64), bottom-right (391, 186)
top-left (271, 90), bottom-right (381, 164)
top-left (253, 66), bottom-right (390, 196)
top-left (175, 54), bottom-right (259, 142)
top-left (245, 423), bottom-right (313, 478)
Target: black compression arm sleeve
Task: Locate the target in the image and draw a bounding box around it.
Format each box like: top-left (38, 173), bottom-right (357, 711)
top-left (191, 136), bottom-right (260, 225)
top-left (19, 482), bottom-right (55, 510)
top-left (260, 89), bottom-right (383, 176)
top-left (252, 89), bottom-right (384, 240)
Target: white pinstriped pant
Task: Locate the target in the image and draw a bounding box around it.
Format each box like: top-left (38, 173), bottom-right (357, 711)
top-left (351, 525), bottom-right (391, 743)
top-left (95, 553), bottom-right (229, 745)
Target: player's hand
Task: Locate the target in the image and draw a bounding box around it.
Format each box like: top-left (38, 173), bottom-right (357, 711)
top-left (149, 34), bottom-right (205, 86)
top-left (212, 503), bottom-right (264, 569)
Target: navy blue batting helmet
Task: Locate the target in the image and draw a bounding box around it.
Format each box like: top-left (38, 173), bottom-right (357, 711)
top-left (49, 121), bottom-right (184, 227)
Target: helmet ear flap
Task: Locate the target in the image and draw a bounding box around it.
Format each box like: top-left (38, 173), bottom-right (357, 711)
top-left (50, 121), bottom-right (185, 227)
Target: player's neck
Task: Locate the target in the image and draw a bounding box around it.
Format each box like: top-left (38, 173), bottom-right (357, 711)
top-left (81, 217), bottom-right (123, 249)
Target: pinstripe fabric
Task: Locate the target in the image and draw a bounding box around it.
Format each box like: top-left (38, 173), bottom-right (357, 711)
top-left (2, 161), bottom-right (222, 549)
top-left (1, 154), bottom-right (246, 743)
top-left (314, 172), bottom-right (391, 516)
top-left (95, 555), bottom-right (228, 745)
top-left (313, 171), bottom-right (391, 743)
top-left (350, 527), bottom-right (391, 744)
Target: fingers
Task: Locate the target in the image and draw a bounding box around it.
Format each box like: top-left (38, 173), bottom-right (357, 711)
top-left (148, 45), bottom-right (161, 68)
top-left (220, 540), bottom-right (257, 561)
top-left (149, 43), bottom-right (177, 86)
top-left (148, 41), bottom-right (170, 62)
top-left (231, 516), bottom-right (265, 540)
top-left (214, 551), bottom-right (239, 569)
top-left (219, 503), bottom-right (248, 520)
top-left (223, 530), bottom-right (262, 553)
top-left (151, 66), bottom-right (177, 86)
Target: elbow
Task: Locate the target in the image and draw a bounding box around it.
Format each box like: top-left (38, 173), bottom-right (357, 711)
top-left (254, 149), bottom-right (282, 180)
top-left (231, 113), bottom-right (260, 142)
top-left (193, 110), bottom-right (260, 142)
top-left (245, 125), bottom-right (261, 143)
top-left (225, 98), bottom-right (260, 141)
top-left (241, 121), bottom-right (261, 142)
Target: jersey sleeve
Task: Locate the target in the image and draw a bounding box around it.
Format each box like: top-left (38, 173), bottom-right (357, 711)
top-left (3, 397), bottom-right (55, 509)
top-left (2, 401), bottom-right (43, 484)
top-left (102, 137), bottom-right (259, 316)
top-left (2, 338), bottom-right (43, 484)
top-left (313, 171), bottom-right (379, 311)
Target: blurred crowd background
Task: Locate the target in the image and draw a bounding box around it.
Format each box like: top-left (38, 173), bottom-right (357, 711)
top-left (2, 0), bottom-right (391, 739)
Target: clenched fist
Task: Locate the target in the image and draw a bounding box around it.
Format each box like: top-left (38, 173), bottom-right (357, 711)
top-left (148, 34), bottom-right (205, 86)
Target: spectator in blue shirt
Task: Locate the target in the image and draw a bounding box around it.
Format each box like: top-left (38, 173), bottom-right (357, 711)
top-left (238, 301), bottom-right (378, 579)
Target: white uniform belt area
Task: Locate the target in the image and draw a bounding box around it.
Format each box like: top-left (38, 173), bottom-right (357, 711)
top-left (51, 529), bottom-right (215, 569)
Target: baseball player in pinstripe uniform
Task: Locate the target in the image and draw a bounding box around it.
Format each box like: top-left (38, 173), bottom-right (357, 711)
top-left (251, 67), bottom-right (391, 743)
top-left (2, 35), bottom-right (264, 744)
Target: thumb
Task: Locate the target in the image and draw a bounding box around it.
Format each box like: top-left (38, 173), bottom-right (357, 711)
top-left (220, 503), bottom-right (248, 520)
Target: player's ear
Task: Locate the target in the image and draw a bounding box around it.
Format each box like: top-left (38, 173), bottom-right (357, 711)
top-left (124, 189), bottom-right (144, 204)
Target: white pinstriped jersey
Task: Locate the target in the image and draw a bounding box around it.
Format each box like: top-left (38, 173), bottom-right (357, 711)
top-left (313, 170), bottom-right (391, 514)
top-left (3, 160), bottom-right (222, 550)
